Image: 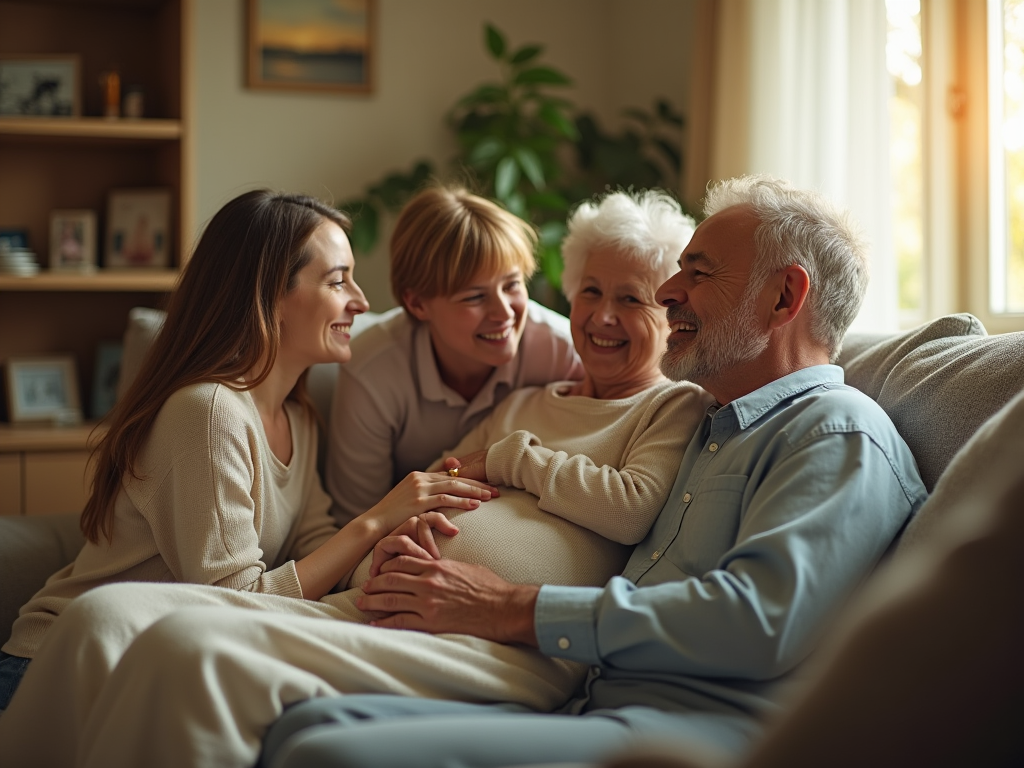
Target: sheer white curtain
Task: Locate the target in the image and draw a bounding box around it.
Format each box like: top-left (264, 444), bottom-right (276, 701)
top-left (693, 0), bottom-right (897, 332)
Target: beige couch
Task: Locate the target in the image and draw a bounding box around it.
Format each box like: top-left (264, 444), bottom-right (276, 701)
top-left (3, 312), bottom-right (1023, 658)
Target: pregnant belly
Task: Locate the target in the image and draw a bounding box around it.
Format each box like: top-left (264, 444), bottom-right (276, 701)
top-left (349, 488), bottom-right (631, 589)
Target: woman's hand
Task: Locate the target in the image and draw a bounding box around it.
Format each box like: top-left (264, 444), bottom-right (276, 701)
top-left (442, 451), bottom-right (489, 483)
top-left (368, 512), bottom-right (459, 577)
top-left (367, 470), bottom-right (497, 536)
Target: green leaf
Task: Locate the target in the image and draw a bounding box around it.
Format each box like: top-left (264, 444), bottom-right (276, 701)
top-left (539, 220), bottom-right (567, 246)
top-left (525, 191), bottom-right (568, 212)
top-left (457, 84), bottom-right (507, 108)
top-left (513, 67), bottom-right (572, 86)
top-left (506, 191), bottom-right (527, 218)
top-left (538, 242), bottom-right (564, 289)
top-left (513, 147), bottom-right (545, 189)
top-left (538, 102), bottom-right (579, 139)
top-left (656, 99), bottom-right (684, 127)
top-left (347, 203), bottom-right (379, 255)
top-left (510, 44), bottom-right (543, 65)
top-left (485, 24), bottom-right (506, 59)
top-left (494, 156), bottom-right (521, 200)
top-left (469, 137), bottom-right (506, 166)
top-left (653, 137), bottom-right (682, 173)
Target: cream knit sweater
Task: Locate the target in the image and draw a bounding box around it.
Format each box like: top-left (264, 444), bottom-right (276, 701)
top-left (344, 379), bottom-right (713, 592)
top-left (3, 382), bottom-right (339, 658)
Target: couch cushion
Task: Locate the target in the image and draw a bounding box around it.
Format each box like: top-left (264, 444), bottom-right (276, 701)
top-left (0, 513), bottom-right (84, 646)
top-left (895, 385), bottom-right (1024, 558)
top-left (838, 313), bottom-right (986, 399)
top-left (841, 315), bottom-right (1023, 491)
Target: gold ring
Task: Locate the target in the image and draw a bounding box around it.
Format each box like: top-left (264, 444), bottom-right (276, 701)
top-left (447, 467), bottom-right (459, 478)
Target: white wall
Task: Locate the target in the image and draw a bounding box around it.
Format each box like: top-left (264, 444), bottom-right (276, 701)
top-left (192, 0), bottom-right (694, 310)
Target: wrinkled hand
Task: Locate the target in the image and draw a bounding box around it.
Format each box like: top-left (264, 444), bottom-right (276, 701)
top-left (442, 451), bottom-right (488, 483)
top-left (368, 512), bottom-right (459, 578)
top-left (369, 470), bottom-right (498, 535)
top-left (357, 557), bottom-right (539, 646)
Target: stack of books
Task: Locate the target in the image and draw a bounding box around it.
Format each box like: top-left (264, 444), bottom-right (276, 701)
top-left (0, 245), bottom-right (40, 276)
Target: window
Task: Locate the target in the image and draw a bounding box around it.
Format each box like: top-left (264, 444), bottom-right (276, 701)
top-left (887, 0), bottom-right (1024, 331)
top-left (989, 0), bottom-right (1024, 314)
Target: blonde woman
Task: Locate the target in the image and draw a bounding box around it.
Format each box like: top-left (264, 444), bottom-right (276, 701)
top-left (325, 185), bottom-right (583, 524)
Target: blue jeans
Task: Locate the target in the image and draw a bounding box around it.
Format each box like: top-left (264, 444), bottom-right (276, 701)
top-left (0, 651), bottom-right (31, 712)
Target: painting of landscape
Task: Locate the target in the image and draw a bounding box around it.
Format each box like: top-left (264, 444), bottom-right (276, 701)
top-left (248, 0), bottom-right (373, 93)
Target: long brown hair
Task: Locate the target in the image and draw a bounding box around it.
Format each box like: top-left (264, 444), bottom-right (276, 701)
top-left (81, 189), bottom-right (350, 544)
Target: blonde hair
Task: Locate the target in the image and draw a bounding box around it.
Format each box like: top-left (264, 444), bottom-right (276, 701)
top-left (390, 186), bottom-right (537, 312)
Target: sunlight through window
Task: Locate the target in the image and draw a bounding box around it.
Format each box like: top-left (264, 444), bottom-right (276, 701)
top-left (887, 0), bottom-right (924, 317)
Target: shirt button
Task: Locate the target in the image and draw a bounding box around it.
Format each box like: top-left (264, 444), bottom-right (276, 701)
top-left (651, 550), bottom-right (660, 560)
top-left (558, 637), bottom-right (571, 650)
top-left (708, 442), bottom-right (719, 452)
top-left (682, 492), bottom-right (692, 503)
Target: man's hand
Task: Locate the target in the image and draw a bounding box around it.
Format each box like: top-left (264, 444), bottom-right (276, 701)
top-left (357, 557), bottom-right (540, 647)
top-left (368, 512), bottom-right (459, 577)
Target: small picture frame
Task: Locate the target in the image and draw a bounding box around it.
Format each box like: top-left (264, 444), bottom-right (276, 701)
top-left (5, 356), bottom-right (82, 425)
top-left (49, 209), bottom-right (97, 272)
top-left (246, 0), bottom-right (374, 94)
top-left (91, 341), bottom-right (123, 420)
top-left (105, 188), bottom-right (172, 269)
top-left (0, 55), bottom-right (80, 117)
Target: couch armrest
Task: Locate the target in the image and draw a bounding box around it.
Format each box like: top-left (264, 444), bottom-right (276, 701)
top-left (0, 514), bottom-right (84, 647)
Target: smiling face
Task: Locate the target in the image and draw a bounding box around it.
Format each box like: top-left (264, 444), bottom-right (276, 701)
top-left (405, 267), bottom-right (528, 397)
top-left (570, 245), bottom-right (676, 399)
top-left (656, 205), bottom-right (770, 394)
top-left (278, 220), bottom-right (369, 369)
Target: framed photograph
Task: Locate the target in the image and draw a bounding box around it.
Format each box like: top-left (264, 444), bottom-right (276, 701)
top-left (49, 210), bottom-right (97, 272)
top-left (5, 357), bottom-right (82, 425)
top-left (105, 188), bottom-right (172, 269)
top-left (247, 0), bottom-right (374, 94)
top-left (91, 341), bottom-right (123, 419)
top-left (0, 55), bottom-right (80, 117)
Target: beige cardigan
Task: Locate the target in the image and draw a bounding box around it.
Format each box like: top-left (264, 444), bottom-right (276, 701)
top-left (4, 383), bottom-right (338, 658)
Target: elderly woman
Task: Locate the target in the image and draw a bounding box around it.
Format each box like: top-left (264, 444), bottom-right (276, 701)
top-left (0, 191), bottom-right (712, 768)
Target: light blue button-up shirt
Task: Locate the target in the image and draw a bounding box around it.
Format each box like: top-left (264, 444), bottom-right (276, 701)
top-left (535, 365), bottom-right (926, 722)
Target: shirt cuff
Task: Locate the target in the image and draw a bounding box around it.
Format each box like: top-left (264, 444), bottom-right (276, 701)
top-left (535, 584), bottom-right (604, 664)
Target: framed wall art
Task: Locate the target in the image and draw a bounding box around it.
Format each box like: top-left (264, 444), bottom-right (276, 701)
top-left (105, 188), bottom-right (171, 269)
top-left (247, 0), bottom-right (374, 94)
top-left (5, 356), bottom-right (82, 424)
top-left (49, 209), bottom-right (97, 272)
top-left (0, 55), bottom-right (80, 117)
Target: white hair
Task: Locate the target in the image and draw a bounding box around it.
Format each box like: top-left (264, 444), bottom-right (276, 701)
top-left (703, 175), bottom-right (870, 362)
top-left (560, 189), bottom-right (696, 301)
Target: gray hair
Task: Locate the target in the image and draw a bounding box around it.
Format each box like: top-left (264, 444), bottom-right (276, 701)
top-left (561, 189), bottom-right (696, 301)
top-left (703, 175), bottom-right (869, 361)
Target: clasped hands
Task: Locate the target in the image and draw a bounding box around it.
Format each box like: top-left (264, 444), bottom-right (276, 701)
top-left (355, 455), bottom-right (540, 647)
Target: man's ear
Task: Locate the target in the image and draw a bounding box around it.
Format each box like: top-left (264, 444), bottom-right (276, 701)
top-left (402, 290), bottom-right (431, 322)
top-left (767, 265), bottom-right (810, 329)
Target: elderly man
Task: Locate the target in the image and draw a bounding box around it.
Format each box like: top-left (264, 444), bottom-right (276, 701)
top-left (259, 175), bottom-right (927, 767)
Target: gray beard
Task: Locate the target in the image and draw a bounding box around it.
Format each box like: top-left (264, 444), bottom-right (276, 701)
top-left (660, 300), bottom-right (768, 386)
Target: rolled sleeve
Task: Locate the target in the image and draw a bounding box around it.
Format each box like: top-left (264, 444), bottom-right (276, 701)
top-left (534, 584), bottom-right (604, 664)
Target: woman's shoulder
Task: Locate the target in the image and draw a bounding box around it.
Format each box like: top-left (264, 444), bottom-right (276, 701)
top-left (158, 382), bottom-right (256, 430)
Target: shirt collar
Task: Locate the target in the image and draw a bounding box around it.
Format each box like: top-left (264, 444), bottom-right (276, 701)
top-left (413, 320), bottom-right (518, 410)
top-left (727, 364), bottom-right (845, 429)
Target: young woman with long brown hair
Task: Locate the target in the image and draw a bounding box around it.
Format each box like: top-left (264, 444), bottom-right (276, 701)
top-left (0, 189), bottom-right (495, 711)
